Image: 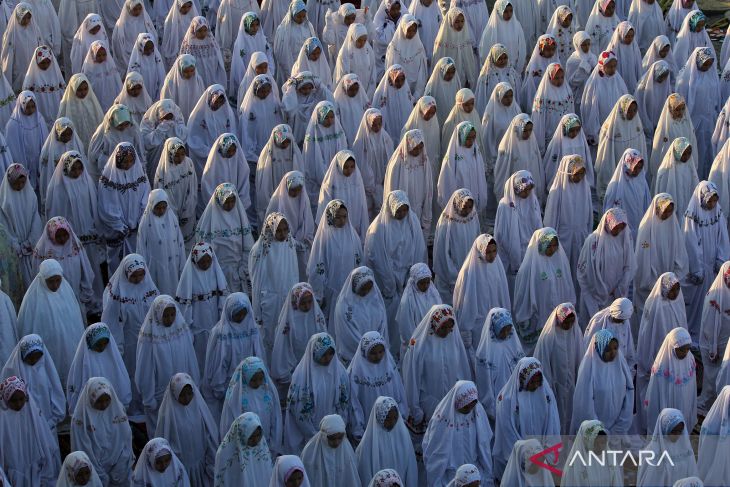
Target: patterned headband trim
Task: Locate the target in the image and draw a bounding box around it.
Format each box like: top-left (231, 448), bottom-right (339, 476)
top-left (518, 361), bottom-right (541, 390)
top-left (454, 384), bottom-right (478, 409)
top-left (85, 323), bottom-right (111, 349)
top-left (537, 228), bottom-right (558, 255)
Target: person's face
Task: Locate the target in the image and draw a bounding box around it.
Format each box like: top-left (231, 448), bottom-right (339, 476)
top-left (116, 121), bottom-right (131, 132)
top-left (326, 432), bottom-right (346, 448)
top-left (356, 279), bottom-right (373, 297)
top-left (609, 221), bottom-right (626, 237)
top-left (38, 57), bottom-right (51, 70)
top-left (171, 146), bottom-right (186, 164)
top-left (463, 129), bottom-right (477, 148)
top-left (316, 347), bottom-right (335, 366)
top-left (248, 18), bottom-right (260, 34)
top-left (498, 324), bottom-right (512, 340)
top-left (91, 337), bottom-right (109, 353)
top-left (177, 384), bottom-right (194, 405)
top-left (624, 101), bottom-right (638, 120)
top-left (700, 58), bottom-right (714, 71)
top-left (627, 158), bottom-right (643, 177)
top-left (22, 99), bottom-right (36, 116)
top-left (525, 372), bottom-right (543, 391)
top-left (248, 370), bottom-right (265, 388)
top-left (89, 23), bottom-right (101, 35)
top-left (420, 0), bottom-right (433, 6)
top-left (54, 228), bottom-right (70, 246)
top-left (58, 127), bottom-right (73, 143)
top-left (388, 2), bottom-right (401, 20)
top-left (435, 318), bottom-right (455, 338)
top-left (665, 282), bottom-right (681, 301)
top-left (298, 292), bottom-right (314, 312)
top-left (293, 10), bottom-right (307, 24)
top-left (92, 393), bottom-right (111, 411)
top-left (602, 0), bottom-right (615, 16)
top-left (255, 62), bottom-right (268, 75)
top-left (181, 65), bottom-right (196, 79)
top-left (521, 122), bottom-right (533, 140)
top-left (128, 268), bottom-right (146, 284)
top-left (680, 145), bottom-right (692, 162)
top-left (658, 202), bottom-right (674, 220)
top-left (67, 160), bottom-right (84, 179)
top-left (408, 142), bottom-right (423, 157)
top-left (656, 70), bottom-right (669, 84)
top-left (603, 58), bottom-right (617, 76)
top-left (502, 4), bottom-right (513, 20)
top-left (540, 42), bottom-right (556, 58)
top-left (668, 422), bottom-right (685, 442)
top-left (383, 406), bottom-right (399, 430)
top-left (94, 47), bottom-right (107, 63)
top-left (566, 124), bottom-right (581, 139)
top-left (394, 204), bottom-right (409, 220)
top-left (560, 13), bottom-right (572, 28)
top-left (443, 65), bottom-right (456, 81)
top-left (7, 390), bottom-right (26, 411)
top-left (308, 46), bottom-right (322, 62)
top-left (569, 165), bottom-right (586, 183)
top-left (285, 470), bottom-right (304, 487)
top-left (462, 98), bottom-right (475, 113)
top-left (457, 399), bottom-right (477, 415)
top-left (116, 150), bottom-right (134, 170)
top-left (23, 350), bottom-right (43, 366)
top-left (367, 343), bottom-right (386, 364)
top-left (275, 137), bottom-right (291, 150)
top-left (544, 237), bottom-right (559, 257)
top-left (342, 158), bottom-right (356, 177)
top-left (704, 193), bottom-right (719, 211)
top-left (74, 466), bottom-right (91, 486)
top-left (143, 40), bottom-right (154, 56)
top-left (333, 207), bottom-right (348, 228)
top-left (75, 81), bottom-right (89, 99)
top-left (623, 28), bottom-right (635, 45)
top-left (247, 426), bottom-right (263, 447)
top-left (670, 101), bottom-right (686, 120)
top-left (517, 184), bottom-right (533, 198)
top-left (346, 82), bottom-right (360, 97)
top-left (422, 106), bottom-right (436, 121)
top-left (484, 241), bottom-right (498, 263)
top-left (231, 306), bottom-right (248, 323)
top-left (194, 25), bottom-right (209, 40)
top-left (180, 1), bottom-right (192, 14)
top-left (222, 196), bottom-right (236, 211)
top-left (154, 453), bottom-right (172, 473)
top-left (161, 306), bottom-right (176, 326)
top-left (581, 39), bottom-right (591, 53)
top-left (658, 44), bottom-right (670, 59)
top-left (416, 277), bottom-right (431, 292)
top-left (255, 83), bottom-right (272, 100)
top-left (210, 94), bottom-right (225, 111)
top-left (287, 185), bottom-right (302, 198)
top-left (675, 344), bottom-right (691, 360)
top-left (694, 19), bottom-right (705, 32)
top-left (501, 89), bottom-right (513, 106)
top-left (559, 312), bottom-right (575, 330)
top-left (392, 72), bottom-right (406, 89)
top-left (152, 201), bottom-right (167, 217)
top-left (452, 13), bottom-right (465, 31)
top-left (275, 219), bottom-right (289, 241)
top-left (195, 254), bottom-right (212, 271)
top-left (344, 13), bottom-right (356, 25)
top-left (321, 111), bottom-right (334, 128)
top-left (45, 275), bottom-right (63, 292)
top-left (458, 198), bottom-right (474, 217)
top-left (406, 23), bottom-right (418, 39)
top-left (550, 68), bottom-right (565, 88)
top-left (355, 35), bottom-right (368, 49)
top-left (130, 3), bottom-right (143, 16)
top-left (20, 13), bottom-right (31, 26)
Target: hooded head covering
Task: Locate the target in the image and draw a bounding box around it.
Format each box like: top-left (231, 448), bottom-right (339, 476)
top-left (269, 455), bottom-right (311, 487)
top-left (637, 407), bottom-right (699, 485)
top-left (698, 385), bottom-right (730, 483)
top-left (111, 0), bottom-right (157, 74)
top-left (160, 54), bottom-right (206, 121)
top-left (56, 450), bottom-right (104, 487)
top-left (495, 114), bottom-right (545, 205)
top-left (301, 414), bottom-right (360, 486)
top-left (432, 8), bottom-right (478, 88)
top-left (635, 60), bottom-right (672, 139)
top-left (70, 13), bottom-right (110, 75)
top-left (215, 412), bottom-right (273, 485)
top-left (132, 437), bottom-right (190, 485)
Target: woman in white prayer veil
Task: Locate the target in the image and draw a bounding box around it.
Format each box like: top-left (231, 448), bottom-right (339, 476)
top-left (301, 101), bottom-right (347, 212)
top-left (475, 308), bottom-right (524, 421)
top-left (433, 188), bottom-right (480, 303)
top-left (441, 89), bottom-right (482, 157)
top-left (81, 40), bottom-right (122, 114)
top-left (284, 332), bottom-right (350, 453)
top-left (156, 373), bottom-right (217, 486)
top-left (533, 303), bottom-right (583, 434)
top-left (492, 357), bottom-right (560, 479)
top-left (514, 228), bottom-right (576, 354)
top-left (562, 420), bottom-right (623, 486)
top-left (425, 58), bottom-right (461, 128)
top-left (0, 334), bottom-right (65, 431)
top-left (521, 35), bottom-right (560, 112)
top-left (316, 149), bottom-right (369, 239)
top-left (60, 0), bottom-right (101, 71)
top-left (546, 5), bottom-right (577, 65)
top-left (5, 91), bottom-right (48, 194)
top-left (604, 149), bottom-right (650, 238)
top-left (356, 398), bottom-right (417, 487)
top-left (566, 32), bottom-right (598, 118)
top-left (583, 294), bottom-right (636, 368)
top-left (218, 2), bottom-right (263, 63)
top-left (239, 73), bottom-right (284, 167)
top-left (21, 46), bottom-right (64, 131)
top-left (0, 164), bottom-right (43, 287)
top-left (633, 193), bottom-right (689, 317)
top-left (347, 332), bottom-right (408, 441)
top-left (606, 21), bottom-right (642, 92)
top-left (580, 50), bottom-right (628, 149)
top-left (385, 14), bottom-right (428, 99)
top-left (281, 73), bottom-right (333, 148)
top-left (531, 63), bottom-right (575, 155)
top-left (594, 94), bottom-right (646, 203)
top-left (677, 47), bottom-right (721, 180)
top-left (423, 380), bottom-right (493, 487)
top-left (56, 450), bottom-right (104, 487)
top-left (372, 65), bottom-right (415, 144)
top-left (88, 103), bottom-right (145, 182)
top-left (643, 35), bottom-right (678, 83)
top-left (160, 55), bottom-right (205, 123)
top-left (401, 98), bottom-right (441, 220)
top-left (644, 327), bottom-right (698, 431)
top-left (127, 35), bottom-right (165, 100)
top-left (238, 52), bottom-right (276, 108)
top-left (69, 14), bottom-right (108, 77)
top-left (199, 133), bottom-right (251, 218)
top-left (70, 377), bottom-right (133, 486)
top-left (401, 304), bottom-right (472, 429)
top-left (395, 263), bottom-right (441, 358)
top-left (187, 85), bottom-right (238, 178)
top-left (572, 327), bottom-right (635, 438)
top-left (111, 0), bottom-right (157, 74)
top-left (543, 114), bottom-right (594, 189)
top-left (257, 125), bottom-right (304, 218)
top-left (161, 1), bottom-right (199, 69)
top-left (408, 0), bottom-right (440, 66)
top-left (355, 109), bottom-right (393, 218)
top-left (291, 37), bottom-right (332, 91)
top-left (635, 60), bottom-right (672, 146)
top-left (274, 0), bottom-right (317, 83)
top-left (433, 8), bottom-right (477, 89)
top-left (713, 96), bottom-right (730, 158)
top-left (638, 407), bottom-right (699, 486)
top-left (67, 322), bottom-right (131, 414)
top-left (140, 102), bottom-right (187, 179)
top-left (17, 258), bottom-right (85, 393)
top-left (698, 386), bottom-right (730, 485)
top-left (301, 414), bottom-right (360, 486)
top-left (322, 3), bottom-right (359, 65)
top-left (674, 10), bottom-right (714, 68)
top-left (332, 267), bottom-right (388, 365)
top-left (215, 412), bottom-right (273, 486)
top-left (38, 119), bottom-right (86, 210)
top-left (269, 455), bottom-right (311, 487)
top-left (136, 189), bottom-right (186, 296)
top-left (585, 0), bottom-right (620, 55)
top-left (453, 234), bottom-right (510, 354)
top-left (57, 74), bottom-right (104, 152)
top-left (476, 43), bottom-right (521, 116)
top-left (704, 264), bottom-right (730, 409)
top-left (500, 439), bottom-right (556, 487)
top-left (438, 121), bottom-right (488, 215)
top-left (334, 23), bottom-right (378, 98)
top-left (135, 295), bottom-right (199, 433)
top-left (306, 199), bottom-right (363, 323)
top-left (179, 16), bottom-right (226, 89)
top-left (495, 114), bottom-right (545, 205)
top-left (481, 82), bottom-right (519, 184)
top-left (333, 74), bottom-right (369, 147)
top-left (628, 0), bottom-right (664, 55)
top-left (365, 191), bottom-right (427, 340)
top-left (152, 140), bottom-right (197, 247)
top-left (132, 438), bottom-right (191, 486)
top-left (478, 1), bottom-right (526, 73)
top-left (1, 4), bottom-right (44, 92)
